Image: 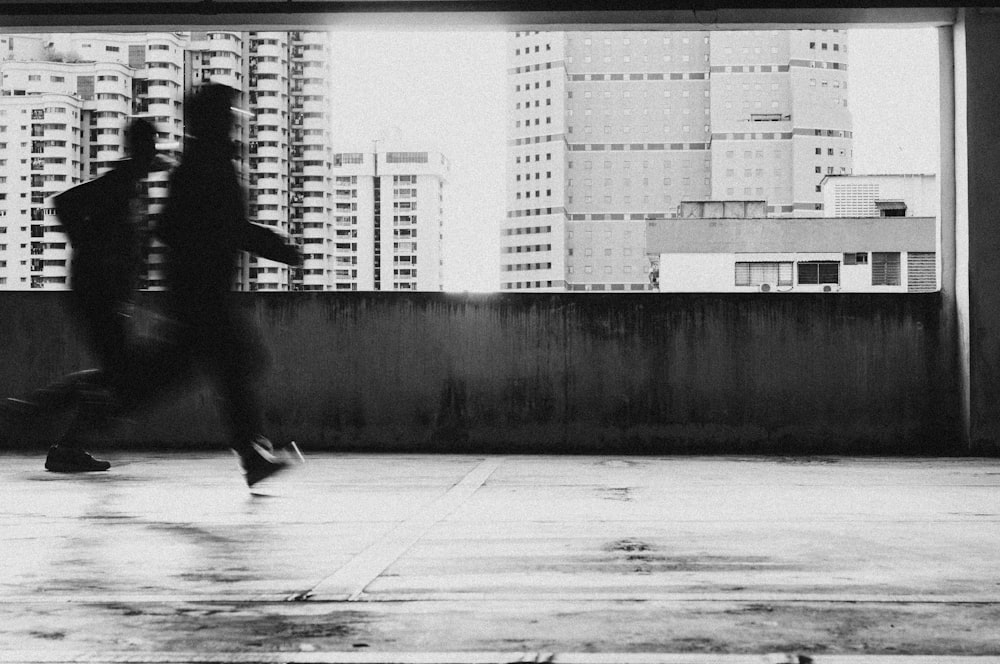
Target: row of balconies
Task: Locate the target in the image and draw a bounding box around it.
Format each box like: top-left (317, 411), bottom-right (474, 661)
top-left (249, 41), bottom-right (288, 58)
top-left (291, 99), bottom-right (328, 115)
top-left (249, 58), bottom-right (287, 75)
top-left (143, 83), bottom-right (184, 102)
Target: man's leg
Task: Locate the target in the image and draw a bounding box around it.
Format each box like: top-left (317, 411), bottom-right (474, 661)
top-left (203, 313), bottom-right (287, 487)
top-left (42, 294), bottom-right (126, 472)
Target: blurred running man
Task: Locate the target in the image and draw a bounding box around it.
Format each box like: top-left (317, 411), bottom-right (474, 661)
top-left (0, 118), bottom-right (165, 472)
top-left (156, 83), bottom-right (302, 487)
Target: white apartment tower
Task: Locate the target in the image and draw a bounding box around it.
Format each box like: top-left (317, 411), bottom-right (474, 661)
top-left (185, 30), bottom-right (335, 291)
top-left (0, 31), bottom-right (335, 292)
top-left (0, 32), bottom-right (187, 290)
top-left (503, 30), bottom-right (853, 292)
top-left (330, 150), bottom-right (448, 291)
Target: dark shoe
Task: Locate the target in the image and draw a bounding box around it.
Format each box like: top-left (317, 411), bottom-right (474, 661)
top-left (239, 437), bottom-right (288, 488)
top-left (44, 444), bottom-right (111, 473)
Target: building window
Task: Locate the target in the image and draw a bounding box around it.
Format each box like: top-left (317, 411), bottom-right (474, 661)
top-left (798, 261), bottom-right (840, 285)
top-left (872, 252), bottom-right (901, 286)
top-left (735, 261), bottom-right (793, 287)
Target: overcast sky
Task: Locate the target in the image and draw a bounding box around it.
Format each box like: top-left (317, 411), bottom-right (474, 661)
top-left (327, 29), bottom-right (940, 292)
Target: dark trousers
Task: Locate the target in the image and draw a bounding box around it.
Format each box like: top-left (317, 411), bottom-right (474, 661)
top-left (164, 302), bottom-right (269, 455)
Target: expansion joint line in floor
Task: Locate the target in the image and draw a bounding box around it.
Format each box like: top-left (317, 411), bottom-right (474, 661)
top-left (286, 456), bottom-right (505, 602)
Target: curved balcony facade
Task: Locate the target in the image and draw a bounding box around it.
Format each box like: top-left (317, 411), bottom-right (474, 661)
top-left (300, 192), bottom-right (327, 208)
top-left (251, 40), bottom-right (287, 59)
top-left (252, 174), bottom-right (283, 189)
top-left (298, 162), bottom-right (326, 178)
top-left (206, 32), bottom-right (242, 48)
top-left (295, 98), bottom-right (328, 115)
top-left (143, 62), bottom-right (184, 87)
top-left (41, 262), bottom-right (68, 280)
top-left (144, 101), bottom-right (174, 117)
top-left (251, 76), bottom-right (286, 94)
top-left (252, 191), bottom-right (283, 207)
top-left (252, 209), bottom-right (284, 227)
top-left (298, 175), bottom-right (328, 189)
top-left (145, 81), bottom-right (182, 99)
top-left (94, 112), bottom-right (127, 129)
top-left (252, 143), bottom-right (283, 159)
top-left (252, 94), bottom-right (286, 113)
top-left (251, 58), bottom-right (286, 77)
top-left (251, 163), bottom-right (285, 179)
top-left (39, 144), bottom-right (74, 161)
top-left (300, 208), bottom-right (328, 224)
top-left (301, 116), bottom-right (326, 133)
top-left (300, 225), bottom-right (328, 242)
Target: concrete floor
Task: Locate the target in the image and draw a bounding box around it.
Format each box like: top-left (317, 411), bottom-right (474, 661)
top-left (1, 453), bottom-right (999, 663)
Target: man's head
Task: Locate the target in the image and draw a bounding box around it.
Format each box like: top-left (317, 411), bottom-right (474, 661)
top-left (185, 83), bottom-right (238, 142)
top-left (125, 117), bottom-right (158, 177)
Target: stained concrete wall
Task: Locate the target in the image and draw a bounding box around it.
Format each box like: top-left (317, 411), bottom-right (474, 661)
top-left (0, 291), bottom-right (962, 454)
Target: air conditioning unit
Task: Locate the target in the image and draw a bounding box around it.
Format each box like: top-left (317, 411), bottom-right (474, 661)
top-left (759, 283), bottom-right (773, 292)
top-left (822, 284), bottom-right (841, 292)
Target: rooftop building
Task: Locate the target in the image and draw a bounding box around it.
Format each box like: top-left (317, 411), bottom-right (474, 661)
top-left (502, 29), bottom-right (853, 293)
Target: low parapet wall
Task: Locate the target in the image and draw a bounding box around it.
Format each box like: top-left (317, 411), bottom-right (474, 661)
top-left (0, 291), bottom-right (962, 454)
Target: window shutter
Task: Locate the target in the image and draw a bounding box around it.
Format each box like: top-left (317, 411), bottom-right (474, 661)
top-left (873, 252), bottom-right (901, 286)
top-left (798, 262), bottom-right (818, 284)
top-left (907, 252), bottom-right (936, 292)
top-left (735, 262), bottom-right (750, 286)
top-left (818, 262), bottom-right (839, 283)
top-left (778, 262), bottom-right (793, 285)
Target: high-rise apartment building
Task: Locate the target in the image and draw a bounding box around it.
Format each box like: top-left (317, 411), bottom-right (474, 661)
top-left (0, 30), bottom-right (339, 292)
top-left (502, 30), bottom-right (853, 292)
top-left (0, 32), bottom-right (187, 290)
top-left (330, 150), bottom-right (448, 290)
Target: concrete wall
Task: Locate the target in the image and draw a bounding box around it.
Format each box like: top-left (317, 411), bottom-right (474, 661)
top-left (0, 291), bottom-right (962, 455)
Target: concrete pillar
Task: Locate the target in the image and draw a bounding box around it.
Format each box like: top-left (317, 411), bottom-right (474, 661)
top-left (939, 24), bottom-right (963, 447)
top-left (957, 9), bottom-right (1000, 453)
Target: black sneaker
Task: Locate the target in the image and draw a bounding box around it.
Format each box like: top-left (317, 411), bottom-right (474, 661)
top-left (44, 444), bottom-right (111, 473)
top-left (239, 437), bottom-right (288, 488)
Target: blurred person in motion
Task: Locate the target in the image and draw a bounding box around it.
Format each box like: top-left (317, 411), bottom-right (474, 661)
top-left (155, 83), bottom-right (302, 487)
top-left (0, 117), bottom-right (168, 472)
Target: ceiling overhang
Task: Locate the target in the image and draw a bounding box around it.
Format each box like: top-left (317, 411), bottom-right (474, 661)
top-left (0, 2), bottom-right (959, 31)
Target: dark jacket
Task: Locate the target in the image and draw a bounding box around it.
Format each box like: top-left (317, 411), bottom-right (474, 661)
top-left (157, 138), bottom-right (300, 320)
top-left (54, 161), bottom-right (142, 304)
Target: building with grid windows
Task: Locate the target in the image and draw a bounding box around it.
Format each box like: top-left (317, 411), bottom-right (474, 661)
top-left (645, 211), bottom-right (937, 294)
top-left (330, 150), bottom-right (448, 291)
top-left (0, 31), bottom-right (335, 292)
top-left (503, 29), bottom-right (853, 292)
top-left (0, 32), bottom-right (187, 290)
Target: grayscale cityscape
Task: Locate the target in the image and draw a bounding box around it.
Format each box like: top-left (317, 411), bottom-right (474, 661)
top-left (9, 15), bottom-right (1000, 662)
top-left (0, 29), bottom-right (938, 295)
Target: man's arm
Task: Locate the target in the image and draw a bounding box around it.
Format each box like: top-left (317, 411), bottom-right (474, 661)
top-left (53, 179), bottom-right (102, 246)
top-left (241, 222), bottom-right (302, 266)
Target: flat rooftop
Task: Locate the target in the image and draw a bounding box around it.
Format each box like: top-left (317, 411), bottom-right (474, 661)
top-left (1, 452), bottom-right (999, 663)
